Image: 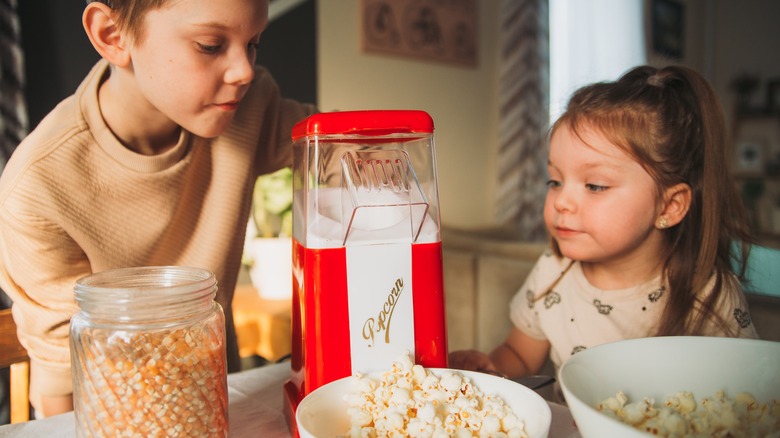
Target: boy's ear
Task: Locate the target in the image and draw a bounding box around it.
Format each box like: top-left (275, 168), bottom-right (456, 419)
top-left (83, 2), bottom-right (130, 67)
top-left (658, 182), bottom-right (691, 228)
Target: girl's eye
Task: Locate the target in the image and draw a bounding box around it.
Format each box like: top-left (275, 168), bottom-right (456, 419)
top-left (248, 40), bottom-right (260, 51)
top-left (546, 179), bottom-right (561, 189)
top-left (585, 183), bottom-right (608, 192)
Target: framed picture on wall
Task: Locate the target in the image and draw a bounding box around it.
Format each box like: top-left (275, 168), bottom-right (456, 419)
top-left (360, 0), bottom-right (478, 67)
top-left (651, 0), bottom-right (685, 58)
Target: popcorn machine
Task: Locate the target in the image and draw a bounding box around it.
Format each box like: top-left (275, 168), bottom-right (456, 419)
top-left (283, 110), bottom-right (448, 433)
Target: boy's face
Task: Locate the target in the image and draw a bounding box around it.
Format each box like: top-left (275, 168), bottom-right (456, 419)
top-left (125, 0), bottom-right (269, 138)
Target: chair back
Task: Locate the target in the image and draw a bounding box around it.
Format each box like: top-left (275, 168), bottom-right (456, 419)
top-left (0, 308), bottom-right (30, 423)
top-left (733, 243), bottom-right (780, 297)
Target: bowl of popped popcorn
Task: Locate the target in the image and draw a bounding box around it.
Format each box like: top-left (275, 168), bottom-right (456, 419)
top-left (559, 336), bottom-right (780, 437)
top-left (296, 353), bottom-right (551, 437)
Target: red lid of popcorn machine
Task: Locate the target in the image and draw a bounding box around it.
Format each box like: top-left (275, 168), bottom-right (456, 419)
top-left (291, 110), bottom-right (434, 140)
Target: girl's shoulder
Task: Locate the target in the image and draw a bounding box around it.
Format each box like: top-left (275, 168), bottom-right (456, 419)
top-left (696, 272), bottom-right (758, 338)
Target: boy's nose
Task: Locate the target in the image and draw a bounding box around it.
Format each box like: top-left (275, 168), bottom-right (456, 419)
top-left (225, 51), bottom-right (255, 85)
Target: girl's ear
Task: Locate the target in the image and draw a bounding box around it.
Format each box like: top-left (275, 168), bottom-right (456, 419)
top-left (657, 182), bottom-right (692, 229)
top-left (82, 2), bottom-right (130, 67)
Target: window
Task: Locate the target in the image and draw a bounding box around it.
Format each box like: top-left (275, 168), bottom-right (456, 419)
top-left (549, 0), bottom-right (647, 122)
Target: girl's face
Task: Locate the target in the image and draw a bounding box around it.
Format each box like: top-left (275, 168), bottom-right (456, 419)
top-left (125, 0), bottom-right (268, 138)
top-left (544, 124), bottom-right (664, 268)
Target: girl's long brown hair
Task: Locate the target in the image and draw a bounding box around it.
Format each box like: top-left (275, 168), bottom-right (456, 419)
top-left (550, 65), bottom-right (753, 336)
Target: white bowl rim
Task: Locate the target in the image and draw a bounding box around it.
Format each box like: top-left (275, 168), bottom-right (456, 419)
top-left (296, 367), bottom-right (553, 437)
top-left (558, 336), bottom-right (780, 437)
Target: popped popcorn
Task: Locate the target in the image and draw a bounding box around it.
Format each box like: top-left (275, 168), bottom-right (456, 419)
top-left (597, 390), bottom-right (780, 437)
top-left (343, 352), bottom-right (528, 438)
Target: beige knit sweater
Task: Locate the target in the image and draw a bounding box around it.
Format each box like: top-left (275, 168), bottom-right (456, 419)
top-left (0, 59), bottom-right (315, 408)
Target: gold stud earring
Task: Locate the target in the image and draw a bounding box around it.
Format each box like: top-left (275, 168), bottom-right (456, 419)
top-left (658, 217), bottom-right (669, 229)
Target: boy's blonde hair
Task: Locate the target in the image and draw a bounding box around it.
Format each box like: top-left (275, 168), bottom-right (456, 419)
top-left (86, 0), bottom-right (169, 44)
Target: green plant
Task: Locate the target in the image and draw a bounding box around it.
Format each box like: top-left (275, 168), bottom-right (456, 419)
top-left (250, 167), bottom-right (293, 238)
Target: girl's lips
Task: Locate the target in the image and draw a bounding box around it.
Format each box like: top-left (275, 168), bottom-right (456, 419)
top-left (555, 226), bottom-right (580, 238)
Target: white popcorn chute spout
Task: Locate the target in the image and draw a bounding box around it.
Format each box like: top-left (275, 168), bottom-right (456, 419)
top-left (340, 149), bottom-right (429, 246)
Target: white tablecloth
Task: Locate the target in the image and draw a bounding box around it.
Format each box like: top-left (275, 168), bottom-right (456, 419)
top-left (0, 363), bottom-right (580, 437)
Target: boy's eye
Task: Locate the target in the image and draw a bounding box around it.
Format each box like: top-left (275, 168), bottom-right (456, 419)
top-left (585, 183), bottom-right (608, 192)
top-left (197, 43), bottom-right (222, 54)
top-left (546, 179), bottom-right (561, 189)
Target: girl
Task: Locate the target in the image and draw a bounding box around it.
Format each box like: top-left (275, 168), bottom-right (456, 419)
top-left (450, 65), bottom-right (758, 388)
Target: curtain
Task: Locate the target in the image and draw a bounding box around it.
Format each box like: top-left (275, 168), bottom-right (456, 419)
top-left (0, 0), bottom-right (27, 173)
top-left (494, 0), bottom-right (550, 242)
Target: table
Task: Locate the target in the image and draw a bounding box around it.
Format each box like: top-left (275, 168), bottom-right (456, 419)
top-left (232, 284), bottom-right (292, 361)
top-left (0, 363), bottom-right (581, 437)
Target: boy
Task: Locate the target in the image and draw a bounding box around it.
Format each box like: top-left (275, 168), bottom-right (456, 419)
top-left (0, 0), bottom-right (315, 416)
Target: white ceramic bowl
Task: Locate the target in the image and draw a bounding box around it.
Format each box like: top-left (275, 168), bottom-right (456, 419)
top-left (559, 336), bottom-right (780, 437)
top-left (296, 368), bottom-right (552, 438)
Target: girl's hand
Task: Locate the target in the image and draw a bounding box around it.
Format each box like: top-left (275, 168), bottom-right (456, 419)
top-left (489, 327), bottom-right (551, 378)
top-left (448, 349), bottom-right (499, 374)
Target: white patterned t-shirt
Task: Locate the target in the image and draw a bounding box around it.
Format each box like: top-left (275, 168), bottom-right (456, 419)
top-left (509, 251), bottom-right (758, 371)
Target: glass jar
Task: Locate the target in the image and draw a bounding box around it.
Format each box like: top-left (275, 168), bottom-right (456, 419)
top-left (70, 266), bottom-right (228, 437)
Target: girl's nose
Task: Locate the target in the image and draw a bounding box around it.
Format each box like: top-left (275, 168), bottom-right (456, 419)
top-left (552, 186), bottom-right (576, 213)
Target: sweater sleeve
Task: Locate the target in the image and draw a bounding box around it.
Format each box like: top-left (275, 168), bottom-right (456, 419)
top-left (0, 199), bottom-right (89, 405)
